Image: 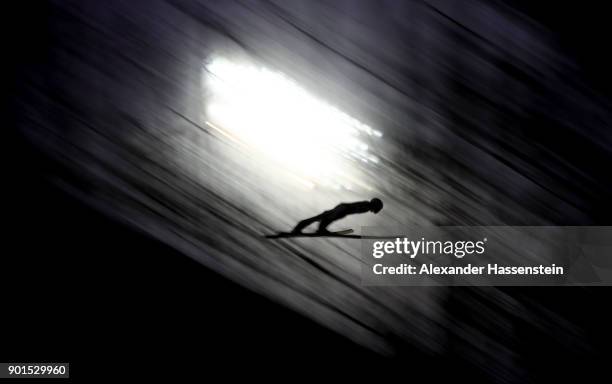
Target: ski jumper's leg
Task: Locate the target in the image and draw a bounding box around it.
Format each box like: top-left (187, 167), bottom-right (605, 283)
top-left (317, 217), bottom-right (334, 233)
top-left (292, 214), bottom-right (324, 233)
top-left (317, 210), bottom-right (344, 233)
top-left (317, 204), bottom-right (347, 233)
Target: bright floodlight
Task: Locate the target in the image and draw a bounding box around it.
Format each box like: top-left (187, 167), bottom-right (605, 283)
top-left (203, 57), bottom-right (382, 189)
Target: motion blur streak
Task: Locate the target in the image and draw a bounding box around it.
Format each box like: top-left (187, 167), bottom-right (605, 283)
top-left (12, 0), bottom-right (612, 381)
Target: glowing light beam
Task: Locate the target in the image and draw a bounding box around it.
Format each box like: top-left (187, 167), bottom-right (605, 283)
top-left (203, 57), bottom-right (382, 189)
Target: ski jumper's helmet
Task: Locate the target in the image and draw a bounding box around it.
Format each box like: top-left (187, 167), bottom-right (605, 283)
top-left (370, 198), bottom-right (383, 213)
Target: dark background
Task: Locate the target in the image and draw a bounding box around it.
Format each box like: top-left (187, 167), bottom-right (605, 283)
top-left (4, 1), bottom-right (612, 382)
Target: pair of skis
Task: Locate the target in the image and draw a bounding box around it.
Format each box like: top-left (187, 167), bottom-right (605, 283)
top-left (265, 229), bottom-right (357, 239)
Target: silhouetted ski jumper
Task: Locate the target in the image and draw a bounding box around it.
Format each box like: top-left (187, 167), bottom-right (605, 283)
top-left (291, 198), bottom-right (383, 234)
